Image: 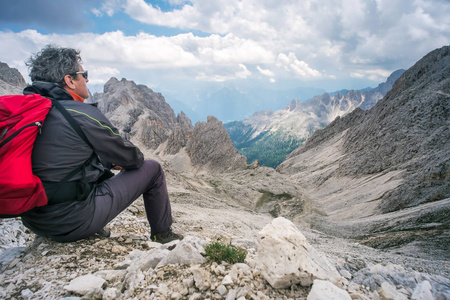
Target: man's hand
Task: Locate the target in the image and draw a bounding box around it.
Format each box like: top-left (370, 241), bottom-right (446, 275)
top-left (111, 164), bottom-right (124, 172)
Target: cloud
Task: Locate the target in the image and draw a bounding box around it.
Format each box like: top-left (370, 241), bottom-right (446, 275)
top-left (257, 66), bottom-right (274, 77)
top-left (96, 0), bottom-right (449, 72)
top-left (350, 69), bottom-right (392, 81)
top-left (0, 29), bottom-right (268, 85)
top-left (195, 64), bottom-right (251, 82)
top-left (276, 53), bottom-right (321, 78)
top-left (0, 0), bottom-right (449, 92)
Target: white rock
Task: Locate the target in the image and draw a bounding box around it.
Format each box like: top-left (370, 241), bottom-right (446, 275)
top-left (226, 289), bottom-right (237, 300)
top-left (157, 283), bottom-right (169, 297)
top-left (222, 274), bottom-right (233, 286)
top-left (63, 274), bottom-right (106, 296)
top-left (157, 240), bottom-right (206, 268)
top-left (379, 281), bottom-right (408, 300)
top-left (141, 248), bottom-right (170, 271)
top-left (217, 285), bottom-right (228, 296)
top-left (189, 292), bottom-right (202, 300)
top-left (307, 279), bottom-right (352, 300)
top-left (94, 269), bottom-right (127, 283)
top-left (21, 288), bottom-right (34, 300)
top-left (411, 281), bottom-right (434, 300)
top-left (255, 217), bottom-right (342, 288)
top-left (103, 287), bottom-right (120, 300)
top-left (340, 269), bottom-right (352, 280)
top-left (191, 266), bottom-right (211, 291)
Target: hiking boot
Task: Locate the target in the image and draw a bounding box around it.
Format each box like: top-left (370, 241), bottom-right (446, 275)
top-left (96, 227), bottom-right (111, 238)
top-left (151, 228), bottom-right (183, 244)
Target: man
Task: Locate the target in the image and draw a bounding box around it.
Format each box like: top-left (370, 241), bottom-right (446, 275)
top-left (20, 44), bottom-right (182, 243)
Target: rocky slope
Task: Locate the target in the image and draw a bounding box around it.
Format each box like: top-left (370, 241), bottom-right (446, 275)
top-left (0, 62), bottom-right (26, 95)
top-left (224, 70), bottom-right (404, 168)
top-left (277, 46), bottom-right (450, 259)
top-left (92, 78), bottom-right (246, 173)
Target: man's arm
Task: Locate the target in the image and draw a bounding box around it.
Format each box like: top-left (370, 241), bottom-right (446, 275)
top-left (64, 102), bottom-right (144, 170)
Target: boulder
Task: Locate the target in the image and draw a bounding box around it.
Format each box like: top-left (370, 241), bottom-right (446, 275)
top-left (255, 217), bottom-right (341, 288)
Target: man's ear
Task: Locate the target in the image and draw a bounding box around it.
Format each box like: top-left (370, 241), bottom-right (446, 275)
top-left (63, 74), bottom-right (76, 90)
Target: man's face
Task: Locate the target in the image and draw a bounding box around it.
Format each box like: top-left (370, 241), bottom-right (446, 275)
top-left (72, 65), bottom-right (90, 99)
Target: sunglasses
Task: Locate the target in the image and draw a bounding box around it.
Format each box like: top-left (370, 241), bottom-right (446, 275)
top-left (73, 70), bottom-right (88, 79)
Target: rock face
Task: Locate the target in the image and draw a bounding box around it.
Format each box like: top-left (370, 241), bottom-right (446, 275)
top-left (225, 69), bottom-right (404, 168)
top-left (93, 78), bottom-right (246, 173)
top-left (0, 62), bottom-right (26, 95)
top-left (94, 77), bottom-right (179, 148)
top-left (277, 46), bottom-right (450, 257)
top-left (186, 116), bottom-right (247, 173)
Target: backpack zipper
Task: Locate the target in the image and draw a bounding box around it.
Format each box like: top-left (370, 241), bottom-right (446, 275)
top-left (0, 121), bottom-right (43, 148)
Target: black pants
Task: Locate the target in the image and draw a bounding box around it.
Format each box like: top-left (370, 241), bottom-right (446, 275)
top-left (22, 160), bottom-right (173, 242)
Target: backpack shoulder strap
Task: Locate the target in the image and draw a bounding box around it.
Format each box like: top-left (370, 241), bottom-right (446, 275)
top-left (51, 99), bottom-right (93, 148)
top-left (45, 99), bottom-right (97, 202)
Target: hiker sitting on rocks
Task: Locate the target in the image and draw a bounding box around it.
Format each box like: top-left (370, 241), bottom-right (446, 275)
top-left (20, 44), bottom-right (182, 244)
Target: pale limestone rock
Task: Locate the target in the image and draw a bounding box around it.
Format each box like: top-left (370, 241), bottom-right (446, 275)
top-left (122, 269), bottom-right (145, 295)
top-left (411, 281), bottom-right (434, 300)
top-left (103, 288), bottom-right (120, 300)
top-left (222, 275), bottom-right (233, 286)
top-left (141, 248), bottom-right (171, 271)
top-left (64, 274), bottom-right (106, 295)
top-left (191, 266), bottom-right (211, 291)
top-left (217, 284), bottom-right (228, 296)
top-left (256, 217), bottom-right (342, 288)
top-left (307, 280), bottom-right (352, 300)
top-left (21, 288), bottom-right (33, 300)
top-left (94, 269), bottom-right (127, 283)
top-left (226, 289), bottom-right (237, 300)
top-left (189, 293), bottom-right (202, 300)
top-left (379, 282), bottom-right (408, 300)
top-left (340, 269), bottom-right (352, 280)
top-left (157, 240), bottom-right (206, 268)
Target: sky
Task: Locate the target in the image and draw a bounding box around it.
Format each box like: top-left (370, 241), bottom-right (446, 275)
top-left (0, 0), bottom-right (449, 102)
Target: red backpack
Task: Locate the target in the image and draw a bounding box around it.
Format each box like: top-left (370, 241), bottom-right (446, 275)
top-left (0, 94), bottom-right (52, 216)
top-left (0, 94), bottom-right (96, 217)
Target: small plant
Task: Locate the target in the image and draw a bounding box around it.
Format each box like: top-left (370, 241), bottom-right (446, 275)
top-left (204, 241), bottom-right (247, 264)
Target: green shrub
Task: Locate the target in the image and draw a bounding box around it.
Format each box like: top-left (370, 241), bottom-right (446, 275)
top-left (204, 241), bottom-right (247, 264)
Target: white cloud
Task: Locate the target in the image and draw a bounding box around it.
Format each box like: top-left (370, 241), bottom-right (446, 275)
top-left (1, 0), bottom-right (449, 92)
top-left (195, 63), bottom-right (251, 82)
top-left (257, 66), bottom-right (274, 77)
top-left (91, 8), bottom-right (103, 17)
top-left (94, 0), bottom-right (450, 77)
top-left (350, 69), bottom-right (392, 81)
top-left (350, 72), bottom-right (365, 78)
top-left (89, 66), bottom-right (121, 85)
top-left (276, 53), bottom-right (321, 78)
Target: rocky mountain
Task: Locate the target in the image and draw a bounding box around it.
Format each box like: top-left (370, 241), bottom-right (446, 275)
top-left (277, 45), bottom-right (450, 257)
top-left (224, 70), bottom-right (405, 168)
top-left (0, 62), bottom-right (26, 95)
top-left (92, 78), bottom-right (247, 174)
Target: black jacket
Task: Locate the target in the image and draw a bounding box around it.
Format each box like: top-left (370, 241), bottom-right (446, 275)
top-left (24, 82), bottom-right (144, 197)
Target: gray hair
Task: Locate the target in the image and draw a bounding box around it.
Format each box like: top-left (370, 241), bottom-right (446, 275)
top-left (26, 44), bottom-right (82, 85)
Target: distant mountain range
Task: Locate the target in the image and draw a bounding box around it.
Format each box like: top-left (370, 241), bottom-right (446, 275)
top-left (165, 85), bottom-right (327, 123)
top-left (224, 70), bottom-right (405, 168)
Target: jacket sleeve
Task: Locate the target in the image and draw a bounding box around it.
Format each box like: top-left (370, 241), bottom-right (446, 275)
top-left (65, 103), bottom-right (144, 170)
